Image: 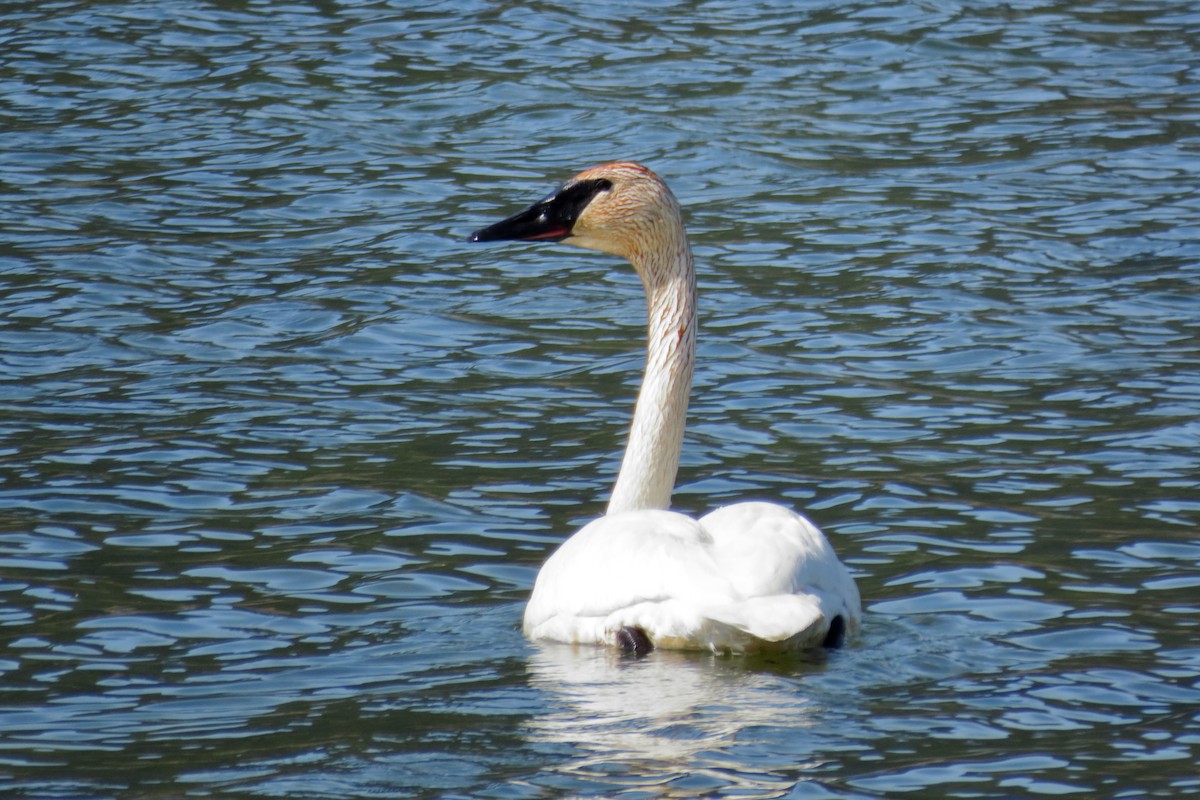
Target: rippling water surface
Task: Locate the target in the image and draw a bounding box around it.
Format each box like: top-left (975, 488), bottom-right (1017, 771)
top-left (2, 1), bottom-right (1199, 797)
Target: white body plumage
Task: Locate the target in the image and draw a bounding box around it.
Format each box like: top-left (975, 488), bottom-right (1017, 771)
top-left (524, 502), bottom-right (860, 653)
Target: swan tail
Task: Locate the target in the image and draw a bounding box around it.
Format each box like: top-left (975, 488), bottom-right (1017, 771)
top-left (605, 595), bottom-right (830, 654)
top-left (705, 594), bottom-right (827, 648)
top-left (528, 595), bottom-right (836, 654)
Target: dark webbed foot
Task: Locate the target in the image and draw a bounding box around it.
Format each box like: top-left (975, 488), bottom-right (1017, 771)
top-left (822, 615), bottom-right (846, 649)
top-left (616, 626), bottom-right (653, 655)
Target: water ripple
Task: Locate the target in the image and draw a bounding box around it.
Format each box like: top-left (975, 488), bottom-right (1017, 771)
top-left (1, 0), bottom-right (1198, 797)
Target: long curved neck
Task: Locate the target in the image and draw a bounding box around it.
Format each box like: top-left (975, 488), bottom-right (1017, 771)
top-left (606, 234), bottom-right (696, 515)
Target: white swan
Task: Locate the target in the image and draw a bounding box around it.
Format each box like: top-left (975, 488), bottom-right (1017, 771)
top-left (471, 161), bottom-right (860, 654)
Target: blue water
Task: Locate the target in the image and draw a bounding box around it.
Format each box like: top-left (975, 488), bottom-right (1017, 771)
top-left (2, 1), bottom-right (1199, 797)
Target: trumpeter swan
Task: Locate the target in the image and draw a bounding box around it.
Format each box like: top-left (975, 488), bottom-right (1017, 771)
top-left (470, 162), bottom-right (860, 654)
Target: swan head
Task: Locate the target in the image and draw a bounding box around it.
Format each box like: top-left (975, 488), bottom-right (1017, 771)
top-left (469, 162), bottom-right (683, 262)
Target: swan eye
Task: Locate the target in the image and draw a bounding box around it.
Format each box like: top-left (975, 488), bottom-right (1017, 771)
top-left (552, 178), bottom-right (613, 216)
top-left (540, 178), bottom-right (612, 234)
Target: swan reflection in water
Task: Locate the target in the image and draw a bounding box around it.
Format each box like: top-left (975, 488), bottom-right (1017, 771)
top-left (524, 644), bottom-right (835, 794)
